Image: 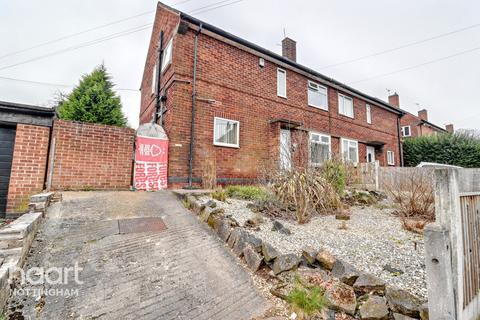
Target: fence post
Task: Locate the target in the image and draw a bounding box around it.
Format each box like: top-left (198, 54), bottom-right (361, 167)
top-left (424, 223), bottom-right (456, 319)
top-left (374, 160), bottom-right (379, 191)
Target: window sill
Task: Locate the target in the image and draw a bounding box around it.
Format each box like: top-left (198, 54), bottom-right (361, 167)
top-left (338, 113), bottom-right (354, 119)
top-left (309, 104), bottom-right (329, 111)
top-left (213, 142), bottom-right (240, 149)
top-left (277, 94), bottom-right (287, 99)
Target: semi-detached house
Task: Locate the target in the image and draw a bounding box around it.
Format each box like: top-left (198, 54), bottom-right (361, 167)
top-left (139, 2), bottom-right (406, 187)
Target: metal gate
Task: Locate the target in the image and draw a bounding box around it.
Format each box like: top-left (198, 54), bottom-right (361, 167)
top-left (0, 125), bottom-right (15, 216)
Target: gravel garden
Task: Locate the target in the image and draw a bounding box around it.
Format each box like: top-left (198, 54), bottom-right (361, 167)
top-left (182, 162), bottom-right (433, 319)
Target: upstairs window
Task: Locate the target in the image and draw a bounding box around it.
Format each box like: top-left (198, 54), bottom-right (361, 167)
top-left (277, 68), bottom-right (287, 98)
top-left (366, 104), bottom-right (372, 124)
top-left (151, 63), bottom-right (157, 94)
top-left (341, 138), bottom-right (358, 164)
top-left (214, 117), bottom-right (239, 148)
top-left (310, 133), bottom-right (331, 166)
top-left (338, 94), bottom-right (354, 118)
top-left (161, 38), bottom-right (173, 72)
top-left (401, 126), bottom-right (411, 137)
top-left (387, 151), bottom-right (395, 165)
top-left (308, 81), bottom-right (328, 110)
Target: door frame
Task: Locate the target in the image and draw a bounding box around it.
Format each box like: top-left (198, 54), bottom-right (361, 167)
top-left (366, 146), bottom-right (375, 163)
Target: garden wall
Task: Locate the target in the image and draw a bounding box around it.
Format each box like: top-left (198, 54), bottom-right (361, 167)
top-left (48, 120), bottom-right (135, 190)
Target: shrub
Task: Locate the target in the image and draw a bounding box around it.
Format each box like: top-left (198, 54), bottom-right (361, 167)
top-left (383, 169), bottom-right (435, 225)
top-left (211, 188), bottom-right (227, 202)
top-left (403, 132), bottom-right (480, 167)
top-left (320, 159), bottom-right (346, 195)
top-left (270, 168), bottom-right (341, 224)
top-left (226, 185), bottom-right (269, 201)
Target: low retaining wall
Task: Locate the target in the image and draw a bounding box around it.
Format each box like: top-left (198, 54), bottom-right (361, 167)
top-left (181, 193), bottom-right (429, 319)
top-left (0, 192), bottom-right (56, 311)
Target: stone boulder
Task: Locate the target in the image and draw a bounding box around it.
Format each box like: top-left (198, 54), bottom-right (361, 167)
top-left (331, 260), bottom-right (360, 286)
top-left (324, 281), bottom-right (357, 315)
top-left (420, 303), bottom-right (429, 320)
top-left (232, 230), bottom-right (250, 257)
top-left (316, 249), bottom-right (336, 271)
top-left (271, 220), bottom-right (291, 235)
top-left (359, 295), bottom-right (389, 320)
top-left (243, 245), bottom-right (263, 272)
top-left (301, 246), bottom-right (318, 266)
top-left (217, 220), bottom-right (232, 242)
top-left (353, 274), bottom-right (386, 295)
top-left (272, 254), bottom-right (300, 275)
top-left (228, 228), bottom-right (242, 248)
top-left (385, 286), bottom-right (422, 318)
top-left (205, 199), bottom-right (217, 208)
top-left (262, 243), bottom-right (279, 263)
top-left (392, 314), bottom-right (416, 320)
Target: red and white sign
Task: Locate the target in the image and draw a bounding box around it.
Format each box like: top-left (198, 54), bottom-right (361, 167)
top-left (134, 135), bottom-right (168, 191)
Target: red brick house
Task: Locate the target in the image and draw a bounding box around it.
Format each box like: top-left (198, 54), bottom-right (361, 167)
top-left (388, 93), bottom-right (453, 138)
top-left (139, 2), bottom-right (406, 187)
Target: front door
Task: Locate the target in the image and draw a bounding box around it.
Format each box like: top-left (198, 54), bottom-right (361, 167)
top-left (0, 125), bottom-right (16, 217)
top-left (366, 146), bottom-right (375, 163)
top-left (279, 129), bottom-right (291, 170)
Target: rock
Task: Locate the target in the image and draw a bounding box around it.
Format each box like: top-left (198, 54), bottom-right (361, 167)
top-left (271, 220), bottom-right (291, 235)
top-left (301, 246), bottom-right (318, 266)
top-left (272, 254), bottom-right (301, 275)
top-left (243, 245), bottom-right (263, 272)
top-left (262, 243), bottom-right (279, 263)
top-left (228, 228), bottom-right (242, 248)
top-left (383, 264), bottom-right (404, 275)
top-left (335, 213), bottom-right (350, 221)
top-left (205, 199), bottom-right (217, 208)
top-left (316, 249), bottom-right (336, 271)
top-left (353, 274), bottom-right (386, 295)
top-left (392, 313), bottom-right (416, 320)
top-left (232, 230), bottom-right (249, 257)
top-left (245, 235), bottom-right (263, 252)
top-left (420, 303), bottom-right (429, 320)
top-left (331, 260), bottom-right (361, 286)
top-left (207, 213), bottom-right (223, 230)
top-left (217, 220), bottom-right (232, 242)
top-left (324, 281), bottom-right (357, 315)
top-left (385, 286), bottom-right (422, 318)
top-left (359, 295), bottom-right (389, 320)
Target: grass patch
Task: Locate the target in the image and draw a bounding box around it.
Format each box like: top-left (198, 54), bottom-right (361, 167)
top-left (226, 185), bottom-right (269, 201)
top-left (287, 285), bottom-right (327, 316)
top-left (211, 188), bottom-right (227, 202)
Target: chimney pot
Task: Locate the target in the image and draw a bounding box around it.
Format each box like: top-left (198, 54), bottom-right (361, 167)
top-left (282, 37), bottom-right (296, 62)
top-left (446, 124), bottom-right (454, 133)
top-left (418, 109), bottom-right (428, 121)
top-left (388, 92), bottom-right (400, 107)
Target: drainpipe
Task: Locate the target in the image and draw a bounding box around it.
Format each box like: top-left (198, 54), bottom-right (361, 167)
top-left (154, 31), bottom-right (164, 124)
top-left (397, 117), bottom-right (404, 167)
top-left (187, 24), bottom-right (203, 188)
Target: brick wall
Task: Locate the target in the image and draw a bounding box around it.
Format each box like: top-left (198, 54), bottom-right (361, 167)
top-left (49, 120), bottom-right (135, 190)
top-left (6, 124), bottom-right (50, 213)
top-left (400, 112), bottom-right (444, 138)
top-left (141, 5), bottom-right (403, 186)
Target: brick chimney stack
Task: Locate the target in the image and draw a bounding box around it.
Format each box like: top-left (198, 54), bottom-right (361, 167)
top-left (282, 37), bottom-right (297, 62)
top-left (446, 124), bottom-right (454, 133)
top-left (388, 92), bottom-right (400, 107)
top-left (418, 109), bottom-right (428, 121)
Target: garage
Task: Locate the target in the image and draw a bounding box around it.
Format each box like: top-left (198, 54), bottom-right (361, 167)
top-left (0, 101), bottom-right (54, 217)
top-left (0, 125), bottom-right (15, 216)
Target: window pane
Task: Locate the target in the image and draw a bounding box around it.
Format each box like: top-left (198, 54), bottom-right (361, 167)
top-left (215, 119), bottom-right (238, 145)
top-left (277, 69), bottom-right (286, 97)
top-left (161, 39), bottom-right (173, 71)
top-left (308, 84), bottom-right (327, 108)
top-left (311, 142), bottom-right (329, 164)
top-left (345, 97), bottom-right (353, 117)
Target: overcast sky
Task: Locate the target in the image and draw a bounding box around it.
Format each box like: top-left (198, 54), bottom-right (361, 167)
top-left (1, 0), bottom-right (479, 129)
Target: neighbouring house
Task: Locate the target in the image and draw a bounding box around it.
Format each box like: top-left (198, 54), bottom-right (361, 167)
top-left (139, 2), bottom-right (406, 187)
top-left (388, 93), bottom-right (453, 138)
top-left (0, 101), bottom-right (55, 217)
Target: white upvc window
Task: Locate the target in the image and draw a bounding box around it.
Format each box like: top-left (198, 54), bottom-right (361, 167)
top-left (213, 117), bottom-right (240, 148)
top-left (387, 151), bottom-right (395, 165)
top-left (310, 132), bottom-right (331, 166)
top-left (366, 104), bottom-right (372, 124)
top-left (277, 68), bottom-right (287, 98)
top-left (308, 81), bottom-right (328, 110)
top-left (401, 126), bottom-right (411, 137)
top-left (341, 138), bottom-right (359, 164)
top-left (338, 94), bottom-right (354, 118)
top-left (161, 38), bottom-right (173, 72)
top-left (151, 63), bottom-right (157, 94)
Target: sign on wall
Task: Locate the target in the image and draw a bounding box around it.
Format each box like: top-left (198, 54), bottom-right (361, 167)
top-left (134, 135), bottom-right (168, 191)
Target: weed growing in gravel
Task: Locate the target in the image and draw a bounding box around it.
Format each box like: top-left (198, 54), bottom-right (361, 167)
top-left (211, 188), bottom-right (227, 202)
top-left (226, 185), bottom-right (269, 201)
top-left (287, 276), bottom-right (327, 317)
top-left (182, 199), bottom-right (191, 209)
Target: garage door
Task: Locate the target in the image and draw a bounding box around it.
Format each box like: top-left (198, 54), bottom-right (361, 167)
top-left (0, 125), bottom-right (15, 216)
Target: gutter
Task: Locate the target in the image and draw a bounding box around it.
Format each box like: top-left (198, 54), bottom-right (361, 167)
top-left (186, 23), bottom-right (203, 188)
top-left (179, 13), bottom-right (405, 116)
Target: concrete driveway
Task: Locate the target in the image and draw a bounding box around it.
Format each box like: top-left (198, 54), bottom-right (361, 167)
top-left (7, 191), bottom-right (265, 319)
